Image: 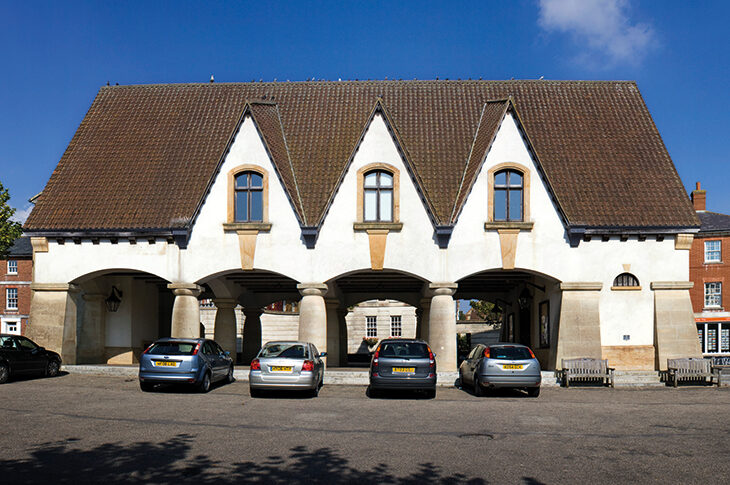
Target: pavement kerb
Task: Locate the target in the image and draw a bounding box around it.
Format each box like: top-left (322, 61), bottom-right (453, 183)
top-left (58, 366), bottom-right (711, 388)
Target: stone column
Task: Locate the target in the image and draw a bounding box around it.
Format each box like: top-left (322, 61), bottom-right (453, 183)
top-left (325, 299), bottom-right (341, 367)
top-left (555, 283), bottom-right (603, 367)
top-left (213, 299), bottom-right (237, 362)
top-left (415, 308), bottom-right (423, 340)
top-left (419, 298), bottom-right (432, 345)
top-left (78, 293), bottom-right (106, 364)
top-left (428, 283), bottom-right (458, 372)
top-left (652, 282), bottom-right (702, 370)
top-left (297, 283), bottom-right (328, 357)
top-left (168, 283), bottom-right (202, 338)
top-left (242, 308), bottom-right (263, 364)
top-left (28, 283), bottom-right (81, 364)
top-left (338, 307), bottom-right (349, 366)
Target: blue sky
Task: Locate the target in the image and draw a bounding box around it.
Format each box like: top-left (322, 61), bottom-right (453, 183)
top-left (1, 0), bottom-right (729, 222)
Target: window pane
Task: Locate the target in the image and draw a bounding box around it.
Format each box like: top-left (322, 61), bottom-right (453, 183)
top-left (235, 191), bottom-right (248, 221)
top-left (379, 190), bottom-right (393, 221)
top-left (235, 173), bottom-right (248, 189)
top-left (708, 324), bottom-right (718, 352)
top-left (364, 190), bottom-right (378, 221)
top-left (379, 172), bottom-right (393, 188)
top-left (509, 171), bottom-right (523, 187)
top-left (250, 190), bottom-right (263, 221)
top-left (250, 173), bottom-right (263, 188)
top-left (494, 189), bottom-right (507, 220)
top-left (494, 171), bottom-right (507, 186)
top-left (722, 324), bottom-right (730, 352)
top-left (364, 172), bottom-right (378, 188)
top-left (509, 189), bottom-right (522, 220)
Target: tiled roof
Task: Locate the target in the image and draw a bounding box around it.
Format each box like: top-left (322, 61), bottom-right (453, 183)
top-left (697, 211), bottom-right (730, 234)
top-left (24, 80), bottom-right (699, 233)
top-left (6, 237), bottom-right (32, 257)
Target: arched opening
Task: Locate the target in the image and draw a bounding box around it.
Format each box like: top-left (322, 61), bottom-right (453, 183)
top-left (71, 269), bottom-right (172, 365)
top-left (456, 269), bottom-right (561, 369)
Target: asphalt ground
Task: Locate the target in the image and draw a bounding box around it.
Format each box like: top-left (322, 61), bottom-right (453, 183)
top-left (0, 373), bottom-right (728, 484)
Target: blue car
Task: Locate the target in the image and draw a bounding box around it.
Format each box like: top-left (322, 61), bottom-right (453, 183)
top-left (138, 338), bottom-right (234, 393)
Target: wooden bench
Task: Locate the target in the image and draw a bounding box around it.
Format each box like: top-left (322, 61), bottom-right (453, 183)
top-left (667, 358), bottom-right (721, 387)
top-left (560, 358), bottom-right (615, 388)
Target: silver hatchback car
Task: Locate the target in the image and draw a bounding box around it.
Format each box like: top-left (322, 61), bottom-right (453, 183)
top-left (139, 338), bottom-right (234, 393)
top-left (459, 343), bottom-right (541, 397)
top-left (249, 341), bottom-right (326, 397)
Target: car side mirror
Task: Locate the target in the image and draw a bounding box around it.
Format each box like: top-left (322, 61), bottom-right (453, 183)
top-left (319, 352), bottom-right (327, 358)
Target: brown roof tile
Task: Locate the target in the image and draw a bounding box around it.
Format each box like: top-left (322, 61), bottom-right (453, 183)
top-left (24, 80), bottom-right (699, 233)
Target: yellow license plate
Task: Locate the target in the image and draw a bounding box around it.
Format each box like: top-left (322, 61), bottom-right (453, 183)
top-left (271, 366), bottom-right (292, 372)
top-left (503, 364), bottom-right (523, 370)
top-left (393, 367), bottom-right (416, 373)
top-left (154, 361), bottom-right (178, 367)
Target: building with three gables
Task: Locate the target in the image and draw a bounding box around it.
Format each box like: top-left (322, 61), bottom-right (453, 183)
top-left (23, 80), bottom-right (702, 371)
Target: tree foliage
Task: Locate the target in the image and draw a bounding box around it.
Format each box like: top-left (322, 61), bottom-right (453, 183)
top-left (0, 181), bottom-right (23, 257)
top-left (469, 300), bottom-right (502, 321)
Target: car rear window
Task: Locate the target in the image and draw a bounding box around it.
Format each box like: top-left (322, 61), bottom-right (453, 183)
top-left (147, 342), bottom-right (196, 355)
top-left (379, 342), bottom-right (430, 358)
top-left (490, 346), bottom-right (533, 360)
top-left (260, 343), bottom-right (307, 359)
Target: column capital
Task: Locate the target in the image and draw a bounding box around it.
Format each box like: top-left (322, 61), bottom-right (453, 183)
top-left (427, 282), bottom-right (457, 297)
top-left (213, 298), bottom-right (237, 309)
top-left (167, 283), bottom-right (202, 297)
top-left (297, 283), bottom-right (328, 297)
top-left (243, 307), bottom-right (264, 317)
top-left (560, 282), bottom-right (603, 291)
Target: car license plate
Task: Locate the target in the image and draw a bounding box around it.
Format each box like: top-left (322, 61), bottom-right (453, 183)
top-left (271, 366), bottom-right (292, 372)
top-left (392, 367), bottom-right (415, 373)
top-left (503, 364), bottom-right (523, 370)
top-left (153, 360), bottom-right (178, 367)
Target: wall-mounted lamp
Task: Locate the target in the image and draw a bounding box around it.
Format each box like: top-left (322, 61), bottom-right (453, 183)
top-left (105, 286), bottom-right (123, 312)
top-left (517, 287), bottom-right (532, 310)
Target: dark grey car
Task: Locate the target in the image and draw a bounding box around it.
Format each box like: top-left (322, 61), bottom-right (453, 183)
top-left (138, 338), bottom-right (234, 393)
top-left (459, 343), bottom-right (541, 397)
top-left (368, 339), bottom-right (436, 398)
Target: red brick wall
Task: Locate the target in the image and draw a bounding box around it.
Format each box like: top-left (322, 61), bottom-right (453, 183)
top-left (0, 257), bottom-right (32, 335)
top-left (689, 235), bottom-right (730, 313)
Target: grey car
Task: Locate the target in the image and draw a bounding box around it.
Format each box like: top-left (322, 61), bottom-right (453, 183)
top-left (368, 339), bottom-right (436, 398)
top-left (249, 341), bottom-right (326, 397)
top-left (459, 343), bottom-right (541, 397)
top-left (138, 338), bottom-right (234, 393)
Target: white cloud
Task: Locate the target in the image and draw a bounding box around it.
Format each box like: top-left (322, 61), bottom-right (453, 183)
top-left (538, 0), bottom-right (655, 66)
top-left (10, 204), bottom-right (33, 224)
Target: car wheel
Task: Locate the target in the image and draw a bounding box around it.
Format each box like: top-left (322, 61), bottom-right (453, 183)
top-left (140, 382), bottom-right (155, 392)
top-left (226, 365), bottom-right (235, 383)
top-left (527, 387), bottom-right (540, 398)
top-left (425, 388), bottom-right (436, 399)
top-left (198, 372), bottom-right (211, 393)
top-left (0, 363), bottom-right (8, 384)
top-left (458, 369), bottom-right (464, 389)
top-left (366, 386), bottom-right (379, 399)
top-left (46, 359), bottom-right (60, 378)
top-left (310, 385), bottom-right (319, 398)
top-left (473, 374), bottom-right (484, 397)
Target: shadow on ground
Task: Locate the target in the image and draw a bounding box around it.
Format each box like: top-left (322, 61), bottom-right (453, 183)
top-left (0, 434), bottom-right (531, 484)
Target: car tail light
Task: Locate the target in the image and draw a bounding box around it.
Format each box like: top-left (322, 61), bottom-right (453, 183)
top-left (428, 348), bottom-right (435, 367)
top-left (528, 348), bottom-right (536, 359)
top-left (142, 344), bottom-right (153, 355)
top-left (483, 347), bottom-right (490, 358)
top-left (250, 358), bottom-right (261, 370)
top-left (373, 346), bottom-right (381, 366)
top-left (302, 360), bottom-right (314, 372)
top-left (192, 342), bottom-right (201, 356)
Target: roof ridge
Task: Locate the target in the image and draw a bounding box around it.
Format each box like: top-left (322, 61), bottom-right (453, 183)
top-left (450, 103), bottom-right (489, 222)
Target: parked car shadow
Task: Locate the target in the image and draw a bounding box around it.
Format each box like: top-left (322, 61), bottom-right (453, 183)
top-left (249, 389), bottom-right (318, 399)
top-left (144, 378), bottom-right (233, 394)
top-left (456, 381), bottom-right (532, 398)
top-left (365, 388), bottom-right (435, 400)
top-left (0, 434), bottom-right (492, 484)
top-left (6, 370), bottom-right (69, 383)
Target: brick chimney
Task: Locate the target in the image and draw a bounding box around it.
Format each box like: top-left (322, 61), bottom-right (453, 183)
top-left (691, 182), bottom-right (706, 211)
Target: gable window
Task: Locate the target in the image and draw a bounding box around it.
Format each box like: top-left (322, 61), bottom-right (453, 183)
top-left (704, 282), bottom-right (722, 308)
top-left (234, 171), bottom-right (264, 222)
top-left (705, 240), bottom-right (721, 263)
top-left (363, 170), bottom-right (393, 222)
top-left (7, 260), bottom-right (17, 275)
top-left (6, 288), bottom-right (18, 310)
top-left (612, 273), bottom-right (640, 289)
top-left (493, 169), bottom-right (523, 221)
top-left (366, 316), bottom-right (378, 338)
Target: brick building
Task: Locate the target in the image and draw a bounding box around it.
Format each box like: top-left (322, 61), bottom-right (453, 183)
top-left (1, 237), bottom-right (32, 335)
top-left (689, 183), bottom-right (730, 356)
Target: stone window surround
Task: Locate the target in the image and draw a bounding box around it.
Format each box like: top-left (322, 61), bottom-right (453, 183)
top-left (484, 161), bottom-right (533, 232)
top-left (355, 163), bottom-right (401, 229)
top-left (224, 164), bottom-right (272, 232)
